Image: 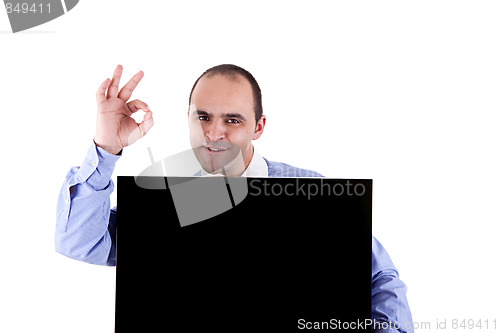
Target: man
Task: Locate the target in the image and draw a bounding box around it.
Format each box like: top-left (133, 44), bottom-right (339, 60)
top-left (55, 64), bottom-right (413, 333)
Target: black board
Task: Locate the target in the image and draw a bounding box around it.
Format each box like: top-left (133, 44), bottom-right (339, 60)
top-left (115, 177), bottom-right (372, 332)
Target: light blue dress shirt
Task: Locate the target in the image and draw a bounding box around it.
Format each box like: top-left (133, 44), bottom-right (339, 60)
top-left (55, 142), bottom-right (413, 333)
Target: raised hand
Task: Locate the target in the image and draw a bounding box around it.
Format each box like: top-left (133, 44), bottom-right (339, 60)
top-left (94, 65), bottom-right (154, 155)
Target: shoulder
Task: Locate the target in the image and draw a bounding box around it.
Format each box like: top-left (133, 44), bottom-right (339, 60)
top-left (264, 158), bottom-right (324, 178)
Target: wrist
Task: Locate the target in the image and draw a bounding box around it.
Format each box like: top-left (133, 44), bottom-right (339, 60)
top-left (94, 139), bottom-right (122, 155)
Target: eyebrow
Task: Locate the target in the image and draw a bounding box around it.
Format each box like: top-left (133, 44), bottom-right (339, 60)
top-left (192, 110), bottom-right (209, 117)
top-left (193, 110), bottom-right (247, 122)
top-left (224, 113), bottom-right (247, 121)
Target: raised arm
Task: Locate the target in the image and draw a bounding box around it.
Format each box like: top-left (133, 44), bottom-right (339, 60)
top-left (55, 66), bottom-right (153, 265)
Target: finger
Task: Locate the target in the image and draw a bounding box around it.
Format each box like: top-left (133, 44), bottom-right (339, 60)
top-left (126, 111), bottom-right (154, 146)
top-left (139, 111), bottom-right (155, 137)
top-left (107, 65), bottom-right (123, 98)
top-left (127, 99), bottom-right (150, 114)
top-left (96, 78), bottom-right (111, 104)
top-left (118, 70), bottom-right (144, 101)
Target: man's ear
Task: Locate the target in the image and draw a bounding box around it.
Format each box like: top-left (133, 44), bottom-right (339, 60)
top-left (253, 115), bottom-right (266, 140)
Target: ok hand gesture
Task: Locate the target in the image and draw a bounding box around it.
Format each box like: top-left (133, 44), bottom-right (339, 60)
top-left (94, 65), bottom-right (154, 155)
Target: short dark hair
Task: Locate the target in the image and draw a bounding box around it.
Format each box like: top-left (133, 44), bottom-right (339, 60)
top-left (188, 64), bottom-right (263, 125)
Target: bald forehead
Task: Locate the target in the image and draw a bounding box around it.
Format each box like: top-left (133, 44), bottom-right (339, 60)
top-left (192, 73), bottom-right (253, 100)
top-left (198, 72), bottom-right (251, 89)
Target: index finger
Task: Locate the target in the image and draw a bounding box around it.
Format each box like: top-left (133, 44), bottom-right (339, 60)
top-left (118, 70), bottom-right (144, 101)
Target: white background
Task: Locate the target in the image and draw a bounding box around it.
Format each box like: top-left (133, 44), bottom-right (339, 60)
top-left (1, 1), bottom-right (499, 332)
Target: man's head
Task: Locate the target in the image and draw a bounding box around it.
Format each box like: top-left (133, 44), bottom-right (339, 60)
top-left (188, 64), bottom-right (266, 176)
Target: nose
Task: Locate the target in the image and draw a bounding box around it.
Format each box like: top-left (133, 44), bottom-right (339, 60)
top-left (206, 119), bottom-right (225, 142)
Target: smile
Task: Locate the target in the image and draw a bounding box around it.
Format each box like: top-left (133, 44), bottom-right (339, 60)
top-left (206, 147), bottom-right (227, 152)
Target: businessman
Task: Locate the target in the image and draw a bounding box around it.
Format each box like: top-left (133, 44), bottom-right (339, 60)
top-left (56, 64), bottom-right (413, 333)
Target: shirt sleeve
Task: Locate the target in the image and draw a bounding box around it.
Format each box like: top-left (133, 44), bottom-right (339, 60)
top-left (372, 236), bottom-right (414, 333)
top-left (55, 141), bottom-right (120, 266)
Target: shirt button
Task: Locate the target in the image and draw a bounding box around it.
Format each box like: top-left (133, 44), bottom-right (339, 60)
top-left (91, 160), bottom-right (97, 167)
top-left (65, 199), bottom-right (70, 204)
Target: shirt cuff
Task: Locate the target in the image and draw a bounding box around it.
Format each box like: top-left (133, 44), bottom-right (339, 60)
top-left (71, 140), bottom-right (121, 190)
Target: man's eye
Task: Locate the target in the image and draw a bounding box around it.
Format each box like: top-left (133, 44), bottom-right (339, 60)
top-left (198, 116), bottom-right (209, 121)
top-left (227, 119), bottom-right (240, 124)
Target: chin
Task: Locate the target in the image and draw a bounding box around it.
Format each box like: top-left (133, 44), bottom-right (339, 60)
top-left (193, 146), bottom-right (244, 174)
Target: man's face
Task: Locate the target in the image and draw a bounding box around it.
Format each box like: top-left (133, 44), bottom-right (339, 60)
top-left (189, 74), bottom-right (265, 176)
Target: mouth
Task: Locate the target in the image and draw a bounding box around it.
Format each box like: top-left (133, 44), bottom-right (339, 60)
top-left (205, 146), bottom-right (228, 153)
